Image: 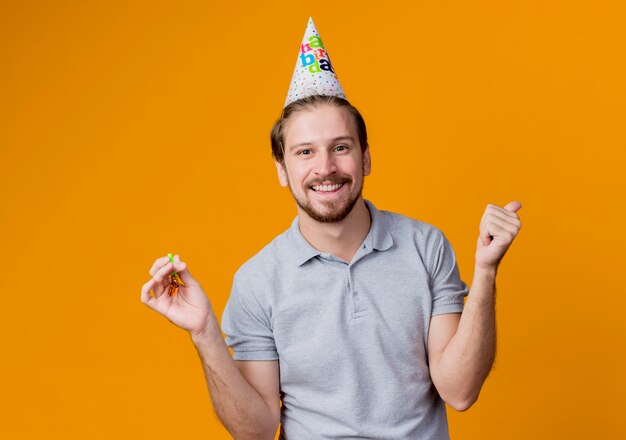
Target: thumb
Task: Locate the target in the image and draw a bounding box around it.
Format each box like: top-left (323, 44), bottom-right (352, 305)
top-left (504, 200), bottom-right (522, 213)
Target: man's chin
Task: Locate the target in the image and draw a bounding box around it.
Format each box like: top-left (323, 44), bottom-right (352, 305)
top-left (298, 197), bottom-right (359, 224)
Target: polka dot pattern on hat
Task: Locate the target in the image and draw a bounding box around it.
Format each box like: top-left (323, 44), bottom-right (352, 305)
top-left (284, 17), bottom-right (346, 108)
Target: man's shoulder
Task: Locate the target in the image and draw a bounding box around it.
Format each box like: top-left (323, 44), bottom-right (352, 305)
top-left (378, 205), bottom-right (445, 243)
top-left (233, 224), bottom-right (295, 283)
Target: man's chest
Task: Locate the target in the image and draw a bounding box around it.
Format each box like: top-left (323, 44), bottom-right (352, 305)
top-left (271, 253), bottom-right (435, 388)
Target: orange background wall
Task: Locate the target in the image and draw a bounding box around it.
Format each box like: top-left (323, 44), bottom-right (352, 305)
top-left (1, 1), bottom-right (624, 439)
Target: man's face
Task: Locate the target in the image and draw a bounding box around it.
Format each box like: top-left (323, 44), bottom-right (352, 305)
top-left (275, 104), bottom-right (371, 223)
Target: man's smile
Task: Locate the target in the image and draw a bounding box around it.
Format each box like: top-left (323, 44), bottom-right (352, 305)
top-left (311, 183), bottom-right (345, 192)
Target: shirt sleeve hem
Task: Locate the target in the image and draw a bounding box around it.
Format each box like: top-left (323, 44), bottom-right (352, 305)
top-left (431, 302), bottom-right (464, 316)
top-left (232, 350), bottom-right (279, 361)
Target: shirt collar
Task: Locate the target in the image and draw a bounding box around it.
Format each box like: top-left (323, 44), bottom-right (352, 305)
top-left (288, 199), bottom-right (394, 266)
top-left (288, 216), bottom-right (321, 266)
top-left (365, 199), bottom-right (394, 252)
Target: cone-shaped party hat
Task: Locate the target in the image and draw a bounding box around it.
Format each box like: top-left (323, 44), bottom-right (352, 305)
top-left (284, 17), bottom-right (346, 108)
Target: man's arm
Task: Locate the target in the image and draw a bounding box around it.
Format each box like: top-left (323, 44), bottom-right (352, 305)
top-left (427, 265), bottom-right (496, 412)
top-left (428, 201), bottom-right (521, 411)
top-left (140, 256), bottom-right (280, 438)
top-left (191, 319), bottom-right (280, 440)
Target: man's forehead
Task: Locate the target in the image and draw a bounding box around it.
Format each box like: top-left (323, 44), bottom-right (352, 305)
top-left (285, 106), bottom-right (357, 149)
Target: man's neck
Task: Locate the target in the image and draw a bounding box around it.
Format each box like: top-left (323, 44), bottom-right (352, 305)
top-left (297, 198), bottom-right (371, 263)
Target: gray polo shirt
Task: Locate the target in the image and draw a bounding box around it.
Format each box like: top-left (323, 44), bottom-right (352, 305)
top-left (221, 200), bottom-right (468, 439)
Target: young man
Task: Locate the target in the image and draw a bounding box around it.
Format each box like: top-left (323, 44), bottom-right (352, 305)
top-left (140, 18), bottom-right (522, 440)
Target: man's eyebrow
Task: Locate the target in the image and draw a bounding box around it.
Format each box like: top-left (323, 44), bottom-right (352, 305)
top-left (288, 136), bottom-right (355, 152)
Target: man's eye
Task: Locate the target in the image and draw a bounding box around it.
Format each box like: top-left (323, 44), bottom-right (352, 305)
top-left (336, 145), bottom-right (347, 151)
top-left (299, 149), bottom-right (311, 155)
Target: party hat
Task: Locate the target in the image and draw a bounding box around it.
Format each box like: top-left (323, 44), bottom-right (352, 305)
top-left (284, 17), bottom-right (346, 108)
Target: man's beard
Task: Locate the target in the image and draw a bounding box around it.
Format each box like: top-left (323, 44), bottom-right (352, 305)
top-left (288, 171), bottom-right (364, 223)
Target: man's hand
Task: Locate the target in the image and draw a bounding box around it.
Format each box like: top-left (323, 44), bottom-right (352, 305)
top-left (140, 254), bottom-right (217, 337)
top-left (475, 201), bottom-right (522, 270)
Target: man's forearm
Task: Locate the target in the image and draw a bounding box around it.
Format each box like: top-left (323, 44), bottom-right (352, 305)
top-left (191, 319), bottom-right (277, 440)
top-left (436, 264), bottom-right (497, 409)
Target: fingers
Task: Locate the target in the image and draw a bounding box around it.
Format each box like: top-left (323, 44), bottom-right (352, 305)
top-left (484, 204), bottom-right (519, 221)
top-left (481, 220), bottom-right (515, 239)
top-left (153, 261), bottom-right (176, 284)
top-left (480, 204), bottom-right (521, 238)
top-left (141, 278), bottom-right (157, 307)
top-left (149, 254), bottom-right (192, 282)
top-left (482, 208), bottom-right (519, 231)
top-left (479, 218), bottom-right (520, 250)
top-left (149, 256), bottom-right (170, 278)
top-left (481, 215), bottom-right (519, 235)
top-left (144, 259), bottom-right (176, 301)
top-left (481, 204), bottom-right (522, 231)
top-left (479, 221), bottom-right (497, 246)
top-left (143, 254), bottom-right (199, 308)
top-left (141, 254), bottom-right (199, 306)
top-left (171, 255), bottom-right (197, 286)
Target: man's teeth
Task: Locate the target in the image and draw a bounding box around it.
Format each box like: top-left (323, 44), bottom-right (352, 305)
top-left (312, 183), bottom-right (343, 192)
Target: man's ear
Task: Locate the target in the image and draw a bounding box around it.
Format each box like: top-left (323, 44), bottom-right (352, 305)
top-left (274, 159), bottom-right (289, 187)
top-left (363, 146), bottom-right (372, 176)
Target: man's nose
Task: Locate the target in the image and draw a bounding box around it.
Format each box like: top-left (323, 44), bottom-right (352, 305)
top-left (314, 151), bottom-right (337, 175)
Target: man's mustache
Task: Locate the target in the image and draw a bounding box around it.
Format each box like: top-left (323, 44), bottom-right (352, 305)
top-left (306, 176), bottom-right (353, 187)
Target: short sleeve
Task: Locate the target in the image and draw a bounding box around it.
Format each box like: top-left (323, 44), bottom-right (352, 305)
top-left (221, 273), bottom-right (279, 361)
top-left (429, 231), bottom-right (469, 316)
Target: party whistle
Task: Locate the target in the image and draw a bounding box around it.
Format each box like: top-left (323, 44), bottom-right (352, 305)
top-left (167, 253), bottom-right (184, 297)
